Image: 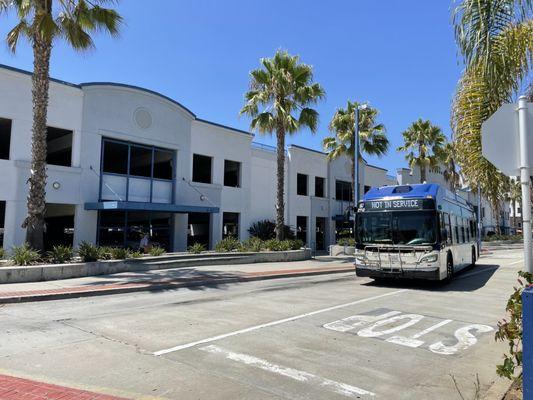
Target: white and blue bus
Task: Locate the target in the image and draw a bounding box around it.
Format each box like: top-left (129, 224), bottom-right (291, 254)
top-left (355, 183), bottom-right (478, 281)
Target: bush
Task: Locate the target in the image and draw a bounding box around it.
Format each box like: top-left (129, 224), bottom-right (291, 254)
top-left (0, 247), bottom-right (4, 260)
top-left (47, 245), bottom-right (73, 264)
top-left (78, 241), bottom-right (100, 262)
top-left (129, 251), bottom-right (143, 258)
top-left (495, 271), bottom-right (533, 382)
top-left (290, 239), bottom-right (304, 250)
top-left (188, 243), bottom-right (206, 254)
top-left (248, 219), bottom-right (295, 240)
top-left (264, 239), bottom-right (293, 251)
top-left (97, 246), bottom-right (113, 260)
top-left (241, 237), bottom-right (264, 252)
top-left (11, 243), bottom-right (41, 266)
top-left (149, 246), bottom-right (166, 256)
top-left (484, 234), bottom-right (522, 242)
top-left (337, 237), bottom-right (356, 247)
top-left (109, 247), bottom-right (129, 260)
top-left (215, 237), bottom-right (241, 252)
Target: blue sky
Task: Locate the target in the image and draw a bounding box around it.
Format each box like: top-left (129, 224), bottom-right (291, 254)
top-left (0, 0), bottom-right (463, 175)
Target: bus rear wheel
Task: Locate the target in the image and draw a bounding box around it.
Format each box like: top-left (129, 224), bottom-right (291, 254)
top-left (445, 257), bottom-right (454, 283)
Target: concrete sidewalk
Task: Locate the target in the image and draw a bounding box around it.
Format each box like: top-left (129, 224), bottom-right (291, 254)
top-left (0, 257), bottom-right (354, 303)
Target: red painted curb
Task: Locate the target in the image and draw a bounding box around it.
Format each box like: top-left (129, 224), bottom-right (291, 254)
top-left (0, 266), bottom-right (355, 304)
top-left (0, 374), bottom-right (127, 399)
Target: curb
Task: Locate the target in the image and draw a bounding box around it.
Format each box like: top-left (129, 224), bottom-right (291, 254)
top-left (483, 374), bottom-right (516, 400)
top-left (0, 267), bottom-right (355, 304)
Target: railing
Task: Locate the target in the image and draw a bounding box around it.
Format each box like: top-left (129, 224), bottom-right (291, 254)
top-left (251, 142), bottom-right (278, 153)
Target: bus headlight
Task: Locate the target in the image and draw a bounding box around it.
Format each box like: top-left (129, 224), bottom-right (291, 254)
top-left (419, 253), bottom-right (438, 263)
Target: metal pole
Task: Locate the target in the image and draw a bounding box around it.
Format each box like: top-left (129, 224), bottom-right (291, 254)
top-left (354, 107), bottom-right (360, 240)
top-left (477, 184), bottom-right (482, 255)
top-left (518, 96), bottom-right (533, 273)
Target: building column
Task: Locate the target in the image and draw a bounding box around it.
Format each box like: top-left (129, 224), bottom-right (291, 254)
top-left (3, 200), bottom-right (26, 249)
top-left (71, 130), bottom-right (82, 168)
top-left (73, 206), bottom-right (98, 247)
top-left (173, 214), bottom-right (188, 252)
top-left (211, 212), bottom-right (222, 249)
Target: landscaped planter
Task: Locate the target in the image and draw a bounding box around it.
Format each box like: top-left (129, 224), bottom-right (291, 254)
top-left (0, 248), bottom-right (312, 284)
top-left (330, 245), bottom-right (356, 256)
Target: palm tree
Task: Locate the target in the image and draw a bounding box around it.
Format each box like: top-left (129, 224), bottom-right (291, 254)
top-left (507, 178), bottom-right (522, 231)
top-left (322, 101), bottom-right (388, 201)
top-left (0, 0), bottom-right (122, 251)
top-left (397, 119), bottom-right (446, 183)
top-left (240, 50), bottom-right (325, 240)
top-left (441, 142), bottom-right (462, 191)
top-left (451, 0), bottom-right (532, 213)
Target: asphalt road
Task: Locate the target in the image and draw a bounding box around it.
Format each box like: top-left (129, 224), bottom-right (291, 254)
top-left (0, 245), bottom-right (524, 399)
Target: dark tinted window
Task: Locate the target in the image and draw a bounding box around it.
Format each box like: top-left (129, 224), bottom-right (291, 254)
top-left (130, 145), bottom-right (152, 177)
top-left (297, 173), bottom-right (308, 196)
top-left (193, 154), bottom-right (212, 183)
top-left (46, 127), bottom-right (72, 166)
top-left (335, 180), bottom-right (353, 202)
top-left (103, 141), bottom-right (128, 174)
top-left (315, 177), bottom-right (325, 197)
top-left (0, 200), bottom-right (5, 247)
top-left (224, 160), bottom-right (241, 187)
top-left (222, 212), bottom-right (239, 239)
top-left (296, 216), bottom-right (307, 243)
top-left (153, 150), bottom-right (173, 180)
top-left (0, 118), bottom-right (11, 160)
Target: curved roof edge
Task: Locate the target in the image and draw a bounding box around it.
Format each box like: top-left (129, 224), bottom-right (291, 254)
top-left (0, 63), bottom-right (80, 89)
top-left (195, 118), bottom-right (253, 136)
top-left (80, 82), bottom-right (196, 118)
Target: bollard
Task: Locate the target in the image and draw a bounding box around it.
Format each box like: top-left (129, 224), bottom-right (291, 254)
top-left (524, 286), bottom-right (533, 399)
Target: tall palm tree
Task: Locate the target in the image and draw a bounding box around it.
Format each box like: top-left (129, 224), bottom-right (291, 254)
top-left (0, 0), bottom-right (122, 251)
top-left (240, 50), bottom-right (325, 240)
top-left (451, 0), bottom-right (532, 212)
top-left (441, 142), bottom-right (462, 191)
top-left (322, 101), bottom-right (388, 201)
top-left (397, 119), bottom-right (446, 183)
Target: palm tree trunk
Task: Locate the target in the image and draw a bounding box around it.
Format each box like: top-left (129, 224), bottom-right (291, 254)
top-left (23, 18), bottom-right (52, 252)
top-left (275, 128), bottom-right (286, 240)
top-left (419, 145), bottom-right (427, 184)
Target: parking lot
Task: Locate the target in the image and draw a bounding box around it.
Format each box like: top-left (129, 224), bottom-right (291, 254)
top-left (0, 245), bottom-right (523, 399)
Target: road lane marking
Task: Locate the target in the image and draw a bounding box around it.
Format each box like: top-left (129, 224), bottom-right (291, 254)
top-left (153, 289), bottom-right (407, 355)
top-left (200, 345), bottom-right (375, 398)
top-left (456, 267), bottom-right (498, 280)
top-left (429, 324), bottom-right (494, 355)
top-left (387, 319), bottom-right (453, 348)
top-left (508, 259), bottom-right (523, 265)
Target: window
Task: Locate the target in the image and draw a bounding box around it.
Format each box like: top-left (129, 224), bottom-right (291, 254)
top-left (224, 160), bottom-right (241, 187)
top-left (297, 173), bottom-right (308, 196)
top-left (315, 177), bottom-right (325, 198)
top-left (46, 127), bottom-right (72, 166)
top-left (296, 216), bottom-right (307, 243)
top-left (364, 185), bottom-right (371, 194)
top-left (0, 200), bottom-right (5, 247)
top-left (223, 212), bottom-right (239, 239)
top-left (0, 118), bottom-right (11, 160)
top-left (103, 141), bottom-right (129, 174)
top-left (441, 212), bottom-right (452, 244)
top-left (129, 145), bottom-right (152, 177)
top-left (335, 180), bottom-right (353, 202)
top-left (193, 154), bottom-right (212, 184)
top-left (153, 150), bottom-right (173, 180)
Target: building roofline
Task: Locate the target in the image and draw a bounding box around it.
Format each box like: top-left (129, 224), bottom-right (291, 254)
top-left (366, 163), bottom-right (388, 172)
top-left (289, 144), bottom-right (326, 155)
top-left (0, 63), bottom-right (80, 89)
top-left (195, 118), bottom-right (253, 136)
top-left (80, 82), bottom-right (196, 118)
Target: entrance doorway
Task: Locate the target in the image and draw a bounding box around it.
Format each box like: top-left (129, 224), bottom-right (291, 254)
top-left (188, 213), bottom-right (210, 249)
top-left (44, 204), bottom-right (75, 250)
top-left (316, 217), bottom-right (326, 251)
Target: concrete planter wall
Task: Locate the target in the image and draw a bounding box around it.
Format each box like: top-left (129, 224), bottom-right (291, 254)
top-left (0, 249), bottom-right (312, 284)
top-left (330, 245), bottom-right (356, 256)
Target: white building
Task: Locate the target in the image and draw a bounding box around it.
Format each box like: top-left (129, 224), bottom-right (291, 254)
top-left (0, 64), bottom-right (396, 253)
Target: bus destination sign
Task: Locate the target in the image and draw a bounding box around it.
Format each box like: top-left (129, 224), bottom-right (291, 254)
top-left (361, 198), bottom-right (434, 211)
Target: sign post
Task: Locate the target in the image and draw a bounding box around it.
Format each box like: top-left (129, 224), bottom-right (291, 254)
top-left (482, 97), bottom-right (533, 273)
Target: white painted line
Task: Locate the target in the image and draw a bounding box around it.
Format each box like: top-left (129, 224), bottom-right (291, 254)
top-left (412, 319), bottom-right (453, 339)
top-left (200, 345), bottom-right (375, 398)
top-left (508, 259), bottom-right (523, 265)
top-left (153, 289), bottom-right (407, 355)
top-left (456, 267), bottom-right (498, 280)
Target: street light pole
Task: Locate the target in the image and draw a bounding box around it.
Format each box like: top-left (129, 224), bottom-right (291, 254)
top-left (354, 106), bottom-right (360, 208)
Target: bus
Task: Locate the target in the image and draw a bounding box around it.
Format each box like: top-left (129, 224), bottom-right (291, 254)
top-left (354, 183), bottom-right (478, 282)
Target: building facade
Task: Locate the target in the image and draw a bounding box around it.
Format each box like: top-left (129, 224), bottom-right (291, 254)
top-left (0, 65), bottom-right (396, 253)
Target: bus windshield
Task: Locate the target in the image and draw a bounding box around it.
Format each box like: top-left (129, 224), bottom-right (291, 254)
top-left (356, 210), bottom-right (437, 245)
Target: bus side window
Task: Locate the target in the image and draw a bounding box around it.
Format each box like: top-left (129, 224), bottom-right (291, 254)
top-left (443, 213), bottom-right (452, 244)
top-left (453, 216), bottom-right (459, 244)
top-left (461, 218), bottom-right (466, 243)
top-left (466, 219), bottom-right (470, 242)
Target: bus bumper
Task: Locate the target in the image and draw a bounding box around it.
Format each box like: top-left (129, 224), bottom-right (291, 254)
top-left (355, 265), bottom-right (441, 280)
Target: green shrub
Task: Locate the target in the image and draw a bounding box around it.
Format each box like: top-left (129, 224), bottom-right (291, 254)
top-left (495, 271), bottom-right (533, 382)
top-left (11, 243), bottom-right (41, 266)
top-left (215, 237), bottom-right (241, 252)
top-left (337, 237), bottom-right (356, 247)
top-left (188, 243), bottom-right (206, 254)
top-left (97, 246), bottom-right (113, 260)
top-left (129, 251), bottom-right (143, 258)
top-left (484, 234), bottom-right (522, 242)
top-left (0, 247), bottom-right (4, 260)
top-left (248, 219), bottom-right (295, 240)
top-left (290, 239), bottom-right (304, 250)
top-left (241, 237), bottom-right (264, 252)
top-left (109, 247), bottom-right (129, 260)
top-left (149, 246), bottom-right (166, 256)
top-left (78, 241), bottom-right (100, 262)
top-left (47, 245), bottom-right (73, 264)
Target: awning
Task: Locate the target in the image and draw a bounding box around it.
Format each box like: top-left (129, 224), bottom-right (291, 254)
top-left (84, 201), bottom-right (219, 214)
